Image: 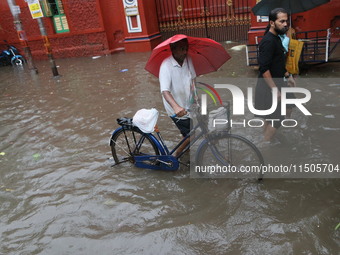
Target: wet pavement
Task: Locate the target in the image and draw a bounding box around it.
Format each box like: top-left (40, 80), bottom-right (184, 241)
top-left (0, 43), bottom-right (339, 254)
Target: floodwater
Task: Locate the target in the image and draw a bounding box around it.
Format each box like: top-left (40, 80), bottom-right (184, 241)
top-left (0, 44), bottom-right (339, 254)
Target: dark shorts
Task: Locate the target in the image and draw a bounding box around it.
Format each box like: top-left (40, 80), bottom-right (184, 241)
top-left (170, 117), bottom-right (192, 137)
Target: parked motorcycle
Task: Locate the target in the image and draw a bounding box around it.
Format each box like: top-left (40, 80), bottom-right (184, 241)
top-left (0, 41), bottom-right (25, 66)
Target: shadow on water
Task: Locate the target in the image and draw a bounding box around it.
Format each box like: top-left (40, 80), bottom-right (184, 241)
top-left (0, 48), bottom-right (339, 254)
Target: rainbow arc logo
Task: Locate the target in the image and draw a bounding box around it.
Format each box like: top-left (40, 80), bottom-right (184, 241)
top-left (196, 82), bottom-right (222, 106)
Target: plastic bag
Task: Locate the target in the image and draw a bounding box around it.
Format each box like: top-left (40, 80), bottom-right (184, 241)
top-left (208, 107), bottom-right (228, 132)
top-left (286, 39), bottom-right (304, 74)
top-left (132, 108), bottom-right (159, 133)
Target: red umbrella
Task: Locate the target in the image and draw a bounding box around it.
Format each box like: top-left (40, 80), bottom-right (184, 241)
top-left (145, 34), bottom-right (231, 77)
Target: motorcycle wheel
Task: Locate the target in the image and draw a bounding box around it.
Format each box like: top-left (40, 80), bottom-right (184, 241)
top-left (11, 57), bottom-right (24, 66)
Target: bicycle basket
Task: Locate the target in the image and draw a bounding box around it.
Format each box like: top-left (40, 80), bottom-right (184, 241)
top-left (202, 102), bottom-right (231, 132)
top-left (208, 106), bottom-right (229, 132)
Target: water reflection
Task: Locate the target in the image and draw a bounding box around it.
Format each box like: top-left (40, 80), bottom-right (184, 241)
top-left (0, 47), bottom-right (339, 254)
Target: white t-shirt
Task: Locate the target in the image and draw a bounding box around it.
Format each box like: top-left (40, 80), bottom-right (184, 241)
top-left (159, 55), bottom-right (196, 117)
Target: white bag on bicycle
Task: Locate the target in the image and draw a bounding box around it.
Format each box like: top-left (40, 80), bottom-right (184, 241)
top-left (132, 108), bottom-right (159, 133)
top-left (208, 107), bottom-right (228, 131)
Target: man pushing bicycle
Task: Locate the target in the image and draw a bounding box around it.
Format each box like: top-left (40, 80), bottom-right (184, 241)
top-left (159, 37), bottom-right (196, 157)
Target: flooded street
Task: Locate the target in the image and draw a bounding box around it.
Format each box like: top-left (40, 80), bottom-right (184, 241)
top-left (0, 45), bottom-right (339, 254)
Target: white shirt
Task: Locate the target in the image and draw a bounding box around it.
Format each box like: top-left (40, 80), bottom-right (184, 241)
top-left (159, 55), bottom-right (196, 117)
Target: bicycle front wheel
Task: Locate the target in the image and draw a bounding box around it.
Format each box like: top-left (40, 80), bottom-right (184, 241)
top-left (195, 133), bottom-right (264, 180)
top-left (110, 127), bottom-right (159, 165)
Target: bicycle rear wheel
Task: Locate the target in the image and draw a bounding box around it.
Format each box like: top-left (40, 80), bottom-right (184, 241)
top-left (110, 127), bottom-right (159, 165)
top-left (195, 133), bottom-right (264, 180)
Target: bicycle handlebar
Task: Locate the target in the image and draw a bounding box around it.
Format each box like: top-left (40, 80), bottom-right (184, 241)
top-left (170, 109), bottom-right (191, 118)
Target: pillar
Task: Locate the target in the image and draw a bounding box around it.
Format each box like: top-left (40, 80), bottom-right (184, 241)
top-left (119, 0), bottom-right (162, 52)
top-left (248, 0), bottom-right (266, 45)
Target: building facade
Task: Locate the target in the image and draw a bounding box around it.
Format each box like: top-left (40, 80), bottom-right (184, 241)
top-left (0, 0), bottom-right (338, 60)
top-left (1, 0), bottom-right (110, 59)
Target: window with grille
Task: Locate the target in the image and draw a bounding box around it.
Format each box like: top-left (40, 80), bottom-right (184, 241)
top-left (40, 0), bottom-right (70, 33)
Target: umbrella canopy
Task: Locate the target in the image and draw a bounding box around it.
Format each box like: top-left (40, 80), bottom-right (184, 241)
top-left (252, 0), bottom-right (330, 16)
top-left (145, 34), bottom-right (231, 77)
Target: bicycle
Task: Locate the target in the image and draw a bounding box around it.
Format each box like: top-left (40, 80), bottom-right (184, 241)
top-left (109, 102), bottom-right (264, 180)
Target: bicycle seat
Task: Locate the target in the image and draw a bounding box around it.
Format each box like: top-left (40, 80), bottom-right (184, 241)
top-left (117, 117), bottom-right (134, 128)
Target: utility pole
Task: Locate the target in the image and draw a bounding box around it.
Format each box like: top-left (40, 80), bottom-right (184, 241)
top-left (36, 18), bottom-right (59, 77)
top-left (7, 0), bottom-right (38, 73)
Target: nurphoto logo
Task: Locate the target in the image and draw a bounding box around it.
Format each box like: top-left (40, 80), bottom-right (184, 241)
top-left (200, 84), bottom-right (312, 128)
